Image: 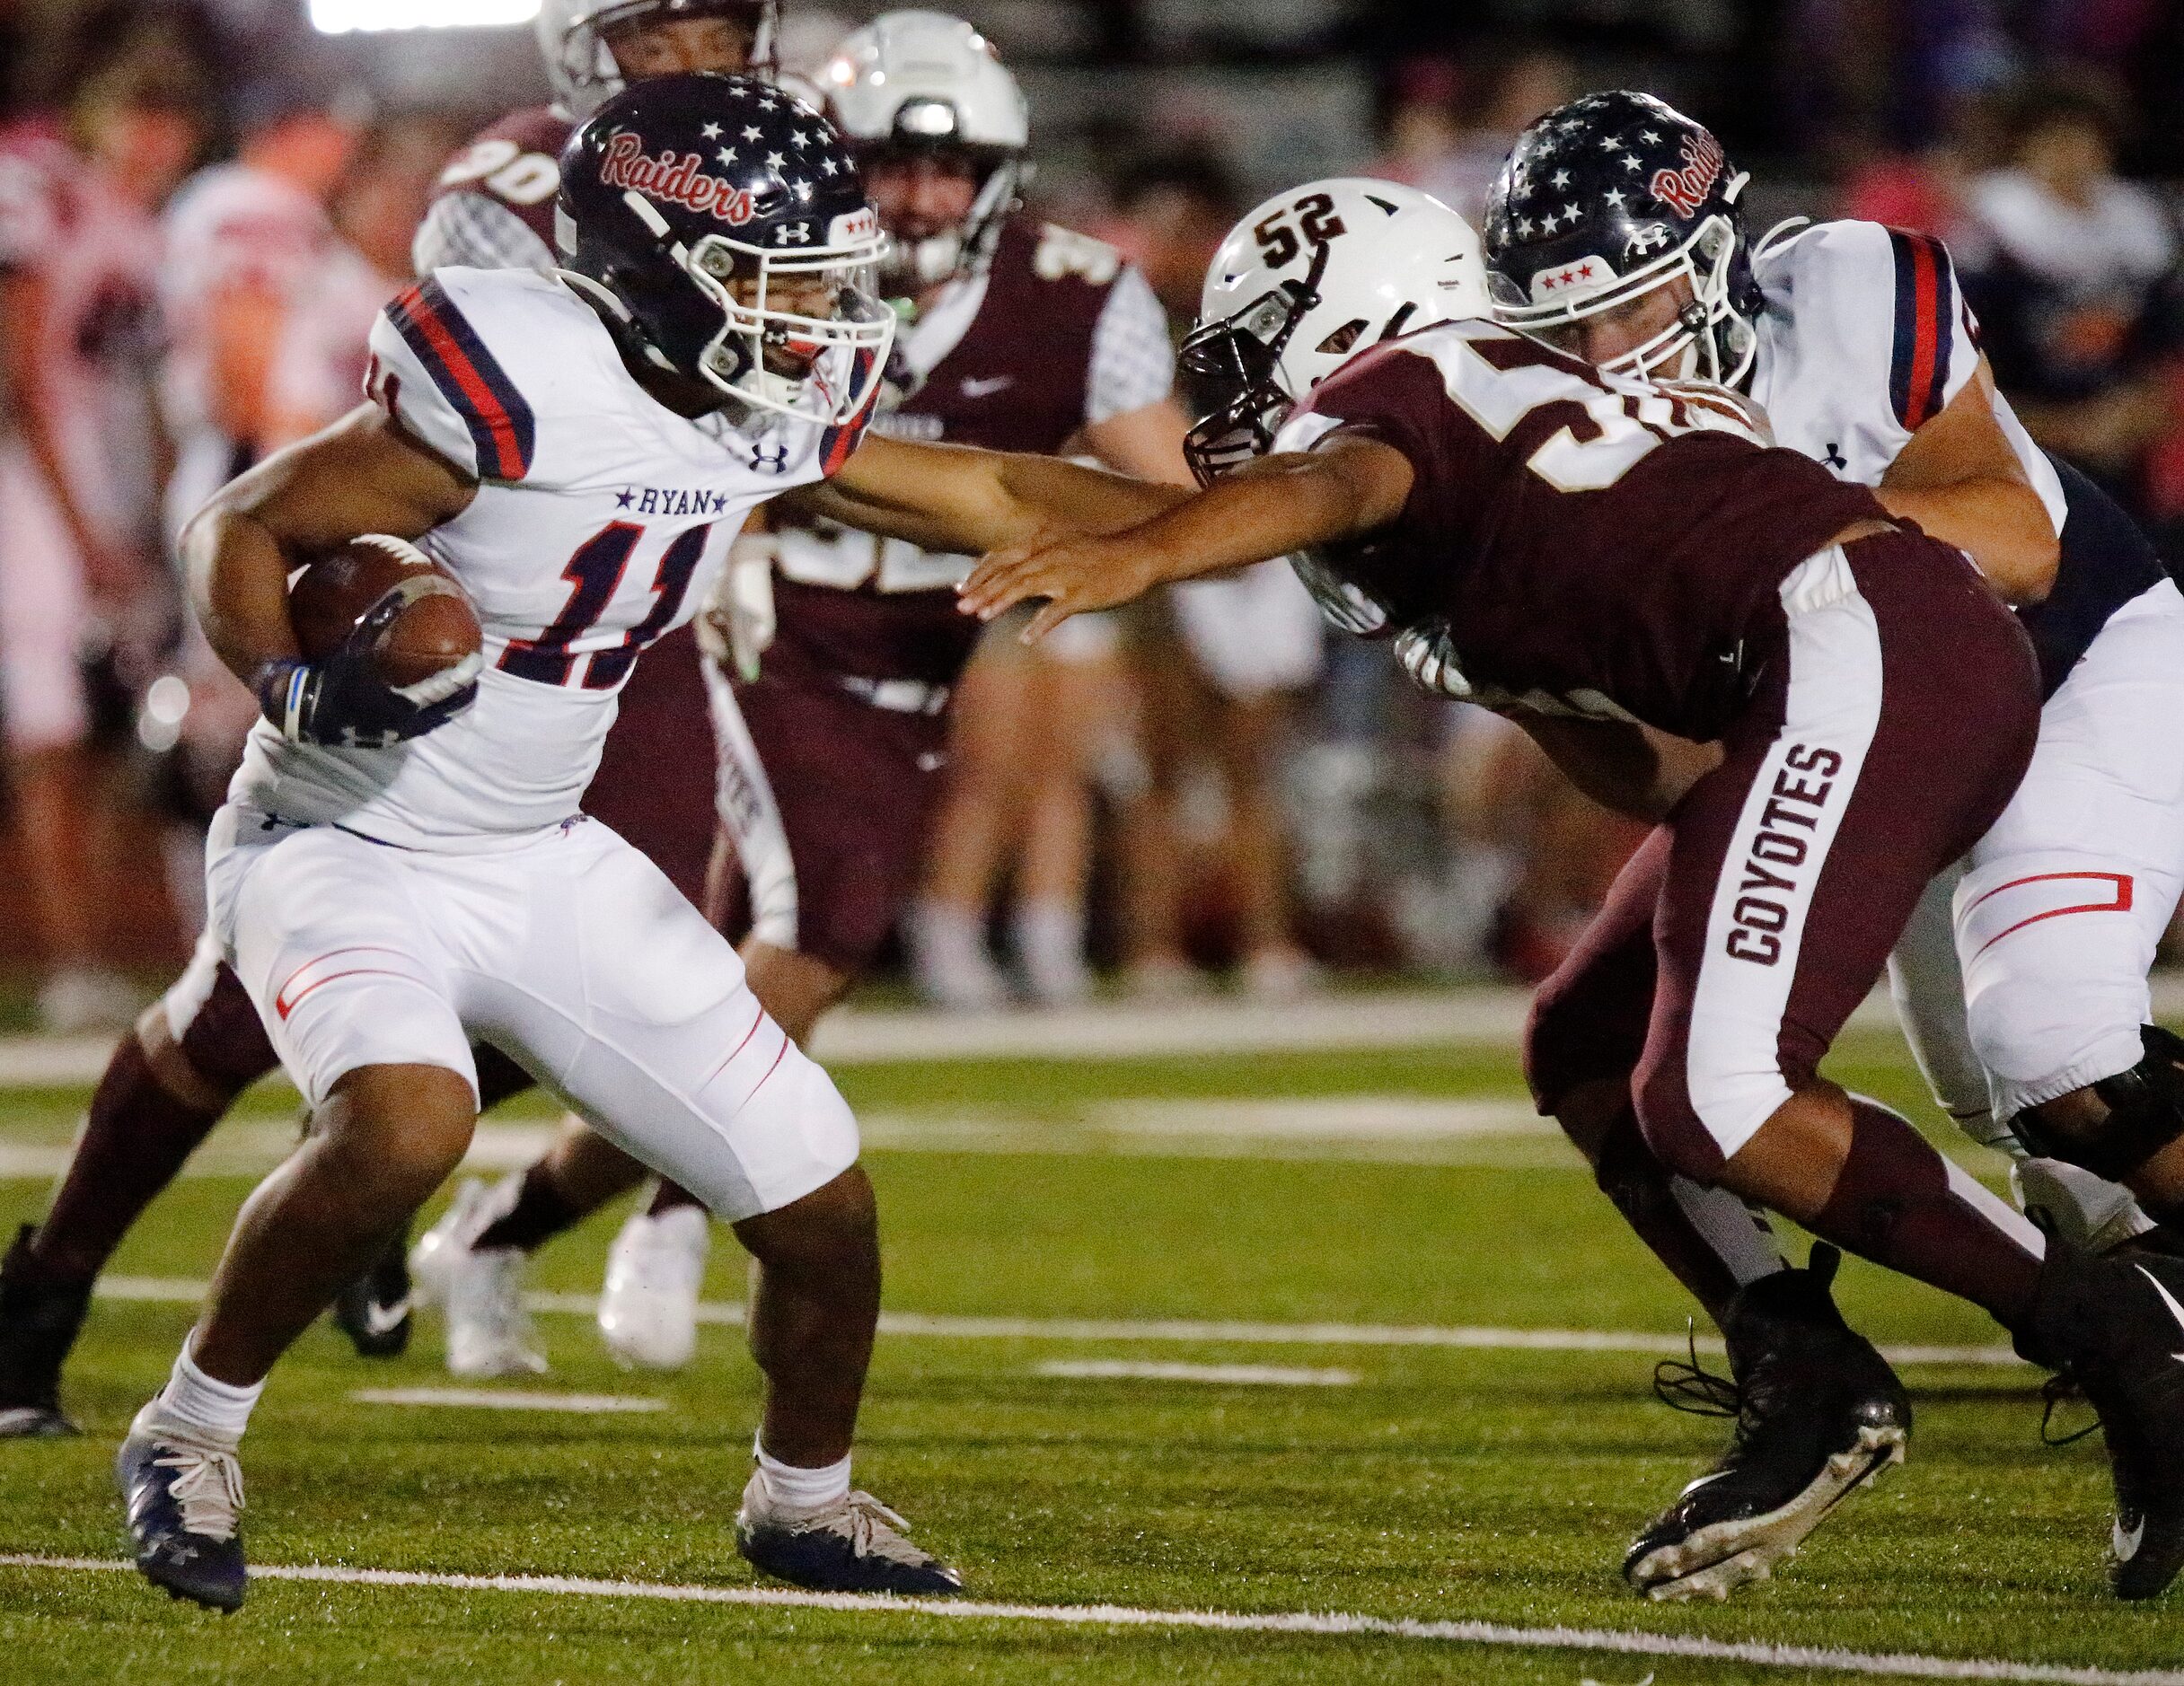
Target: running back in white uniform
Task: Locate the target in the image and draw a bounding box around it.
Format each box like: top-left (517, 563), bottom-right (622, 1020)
top-left (1751, 217), bottom-right (2184, 1242)
top-left (208, 265), bottom-right (867, 1219)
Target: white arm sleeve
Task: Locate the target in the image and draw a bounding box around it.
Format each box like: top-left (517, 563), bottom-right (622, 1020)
top-left (1085, 263), bottom-right (1177, 426)
top-left (411, 191), bottom-right (557, 278)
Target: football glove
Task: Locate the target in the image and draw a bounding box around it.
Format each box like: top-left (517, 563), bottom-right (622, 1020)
top-left (252, 645), bottom-right (480, 751)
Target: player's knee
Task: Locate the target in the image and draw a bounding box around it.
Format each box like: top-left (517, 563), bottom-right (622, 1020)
top-left (734, 1165), bottom-right (876, 1270)
top-left (319, 1063), bottom-right (478, 1207)
top-left (2014, 1025), bottom-right (2184, 1183)
top-left (1632, 1056), bottom-right (1728, 1186)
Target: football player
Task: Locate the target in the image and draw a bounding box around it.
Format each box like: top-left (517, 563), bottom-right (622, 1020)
top-left (0, 58), bottom-right (202, 1032)
top-left (956, 178), bottom-right (2184, 1604)
top-left (0, 0), bottom-right (779, 1424)
top-left (114, 70), bottom-right (1176, 1611)
top-left (410, 9), bottom-right (1200, 1374)
top-left (1479, 92), bottom-right (2184, 1598)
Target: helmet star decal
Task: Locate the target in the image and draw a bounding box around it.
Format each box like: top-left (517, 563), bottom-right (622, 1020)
top-left (1479, 89), bottom-right (1763, 387)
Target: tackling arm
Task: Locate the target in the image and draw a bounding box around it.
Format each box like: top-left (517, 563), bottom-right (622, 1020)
top-left (783, 430), bottom-right (1191, 557)
top-left (1876, 357), bottom-right (2059, 604)
top-left (1518, 716), bottom-right (1725, 823)
top-left (956, 435), bottom-right (1416, 642)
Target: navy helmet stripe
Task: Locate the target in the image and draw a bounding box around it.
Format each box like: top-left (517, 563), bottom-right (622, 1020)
top-left (385, 278), bottom-right (537, 479)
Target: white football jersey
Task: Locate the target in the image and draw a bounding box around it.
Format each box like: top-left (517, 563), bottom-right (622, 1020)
top-left (230, 267), bottom-right (852, 848)
top-left (1748, 218), bottom-right (2065, 531)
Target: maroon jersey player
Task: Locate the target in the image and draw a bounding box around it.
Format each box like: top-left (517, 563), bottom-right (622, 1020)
top-left (962, 261), bottom-right (2184, 1601)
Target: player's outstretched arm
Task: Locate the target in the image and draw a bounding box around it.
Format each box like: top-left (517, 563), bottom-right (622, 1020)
top-left (957, 435), bottom-right (1415, 644)
top-left (1876, 358), bottom-right (2058, 604)
top-left (182, 403), bottom-right (476, 680)
top-left (1517, 716), bottom-right (1724, 823)
top-left (785, 430), bottom-right (1191, 556)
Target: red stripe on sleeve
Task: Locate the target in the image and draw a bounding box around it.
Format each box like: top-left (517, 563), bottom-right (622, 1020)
top-left (406, 294), bottom-right (525, 479)
top-left (1904, 237), bottom-right (1942, 429)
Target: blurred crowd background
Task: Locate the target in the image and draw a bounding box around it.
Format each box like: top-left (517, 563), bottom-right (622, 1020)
top-left (3, 0), bottom-right (2182, 1030)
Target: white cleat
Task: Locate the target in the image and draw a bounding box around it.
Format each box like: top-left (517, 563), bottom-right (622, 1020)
top-left (410, 1179), bottom-right (547, 1378)
top-left (597, 1203), bottom-right (710, 1371)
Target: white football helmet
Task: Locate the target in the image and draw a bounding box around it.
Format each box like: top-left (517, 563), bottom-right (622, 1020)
top-left (820, 10), bottom-right (1029, 289)
top-left (1183, 179), bottom-right (1491, 483)
top-left (535, 0), bottom-right (778, 119)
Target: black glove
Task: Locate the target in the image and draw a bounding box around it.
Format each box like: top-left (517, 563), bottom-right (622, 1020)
top-left (252, 648), bottom-right (480, 750)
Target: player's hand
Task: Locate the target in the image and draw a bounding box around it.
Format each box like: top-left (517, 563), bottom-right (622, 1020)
top-left (956, 529), bottom-right (1163, 645)
top-left (252, 642), bottom-right (481, 751)
top-left (700, 536), bottom-right (778, 683)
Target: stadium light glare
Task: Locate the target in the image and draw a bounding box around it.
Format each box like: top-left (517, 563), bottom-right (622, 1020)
top-left (309, 0), bottom-right (541, 32)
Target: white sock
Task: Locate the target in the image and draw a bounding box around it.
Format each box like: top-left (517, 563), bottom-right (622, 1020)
top-left (754, 1436), bottom-right (851, 1514)
top-left (1014, 898), bottom-right (1088, 1003)
top-left (136, 1335), bottom-right (263, 1450)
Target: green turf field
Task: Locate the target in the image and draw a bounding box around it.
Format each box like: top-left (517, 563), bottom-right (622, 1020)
top-left (0, 1023), bottom-right (2173, 1684)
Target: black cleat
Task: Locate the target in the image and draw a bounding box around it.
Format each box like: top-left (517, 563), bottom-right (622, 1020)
top-left (2021, 1239), bottom-right (2184, 1600)
top-left (332, 1228), bottom-right (413, 1359)
top-left (116, 1430), bottom-right (247, 1611)
top-left (0, 1225), bottom-right (91, 1438)
top-left (1625, 1244), bottom-right (1908, 1601)
top-left (735, 1472), bottom-right (964, 1595)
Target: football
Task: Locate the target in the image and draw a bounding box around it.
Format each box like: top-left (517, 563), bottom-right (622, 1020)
top-left (287, 534), bottom-right (483, 690)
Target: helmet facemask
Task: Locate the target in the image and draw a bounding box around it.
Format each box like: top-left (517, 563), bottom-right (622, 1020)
top-left (1492, 207), bottom-right (1757, 388)
top-left (858, 119), bottom-right (1024, 294)
top-left (1181, 241), bottom-right (1330, 487)
top-left (545, 0), bottom-right (777, 118)
top-left (611, 190), bottom-right (895, 426)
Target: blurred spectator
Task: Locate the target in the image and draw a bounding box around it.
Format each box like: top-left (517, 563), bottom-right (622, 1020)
top-left (1957, 74), bottom-right (2184, 518)
top-left (1376, 47), bottom-right (1575, 223)
top-left (0, 53), bottom-right (207, 1029)
top-left (1103, 152), bottom-right (1321, 1000)
top-left (150, 77), bottom-right (364, 921)
top-left (158, 77), bottom-right (363, 541)
top-left (265, 116), bottom-right (452, 447)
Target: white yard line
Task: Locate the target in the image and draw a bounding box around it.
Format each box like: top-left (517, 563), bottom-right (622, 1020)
top-left (348, 1388), bottom-right (665, 1413)
top-left (8, 979), bottom-right (2183, 1086)
top-left (94, 1275), bottom-right (2029, 1369)
top-left (1035, 1360), bottom-right (1358, 1386)
top-left (0, 1554), bottom-right (2169, 1683)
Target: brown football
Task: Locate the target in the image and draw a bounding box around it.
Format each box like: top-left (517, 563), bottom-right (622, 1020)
top-left (288, 535), bottom-right (483, 689)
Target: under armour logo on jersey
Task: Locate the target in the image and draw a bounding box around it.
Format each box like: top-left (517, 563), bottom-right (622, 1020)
top-left (749, 443), bottom-right (791, 474)
top-left (1824, 443), bottom-right (1848, 470)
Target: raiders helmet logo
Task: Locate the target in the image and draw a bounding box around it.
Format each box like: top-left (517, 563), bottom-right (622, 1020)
top-left (1648, 130), bottom-right (1724, 218)
top-left (600, 130), bottom-right (758, 225)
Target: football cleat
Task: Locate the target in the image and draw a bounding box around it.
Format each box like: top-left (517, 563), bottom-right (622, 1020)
top-left (332, 1227), bottom-right (414, 1359)
top-left (411, 1180), bottom-right (546, 1378)
top-left (0, 1225), bottom-right (90, 1438)
top-left (1625, 1244), bottom-right (1908, 1602)
top-left (598, 1204), bottom-right (709, 1371)
top-left (735, 1471), bottom-right (964, 1595)
top-left (116, 1429), bottom-right (246, 1611)
top-left (2021, 1237), bottom-right (2184, 1600)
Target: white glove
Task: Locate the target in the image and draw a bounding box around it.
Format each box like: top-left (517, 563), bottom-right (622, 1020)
top-left (703, 532), bottom-right (779, 682)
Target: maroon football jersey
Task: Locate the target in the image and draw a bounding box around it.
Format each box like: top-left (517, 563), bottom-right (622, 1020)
top-left (429, 106), bottom-right (570, 256)
top-left (772, 218), bottom-right (1144, 687)
top-left (1286, 321), bottom-right (1887, 741)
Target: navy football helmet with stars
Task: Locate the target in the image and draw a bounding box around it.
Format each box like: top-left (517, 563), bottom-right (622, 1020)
top-left (1481, 90), bottom-right (1764, 386)
top-left (556, 71), bottom-right (895, 426)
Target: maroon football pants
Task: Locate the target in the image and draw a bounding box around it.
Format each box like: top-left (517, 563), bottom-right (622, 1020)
top-left (1528, 530), bottom-right (2039, 1183)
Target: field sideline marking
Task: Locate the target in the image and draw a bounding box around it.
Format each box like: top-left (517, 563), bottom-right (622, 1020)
top-left (349, 1388), bottom-right (665, 1413)
top-left (94, 1275), bottom-right (2030, 1370)
top-left (1035, 1360), bottom-right (1358, 1386)
top-left (0, 1554), bottom-right (2171, 1684)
